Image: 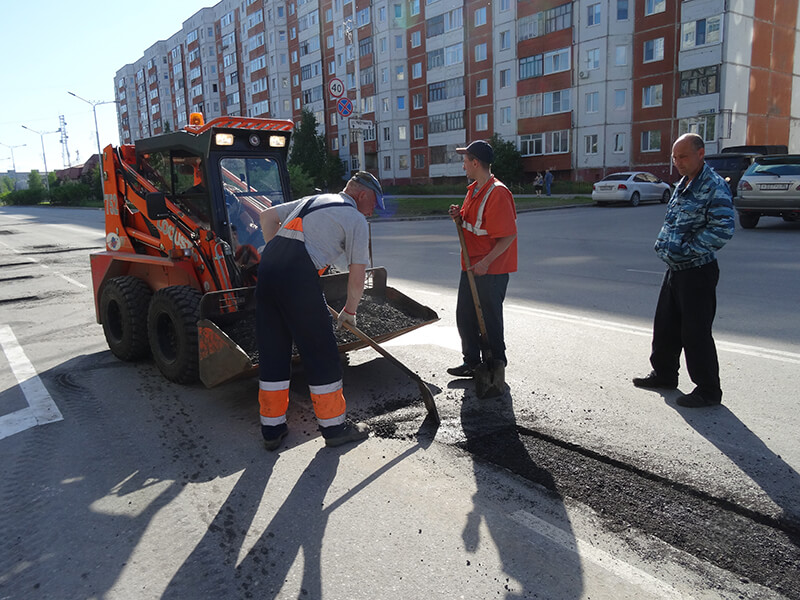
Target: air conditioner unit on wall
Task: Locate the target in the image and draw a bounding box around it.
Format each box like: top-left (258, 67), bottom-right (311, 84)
top-left (579, 71), bottom-right (588, 79)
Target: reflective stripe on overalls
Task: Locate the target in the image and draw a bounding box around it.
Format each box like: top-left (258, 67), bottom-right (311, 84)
top-left (256, 196), bottom-right (355, 429)
top-left (461, 182), bottom-right (498, 236)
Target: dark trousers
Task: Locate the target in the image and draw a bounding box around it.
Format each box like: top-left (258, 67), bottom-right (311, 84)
top-left (256, 236), bottom-right (341, 387)
top-left (650, 260), bottom-right (722, 398)
top-left (456, 271), bottom-right (509, 366)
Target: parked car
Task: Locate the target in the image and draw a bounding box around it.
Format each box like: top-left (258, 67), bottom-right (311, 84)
top-left (705, 145), bottom-right (787, 198)
top-left (735, 155), bottom-right (800, 228)
top-left (592, 172), bottom-right (671, 207)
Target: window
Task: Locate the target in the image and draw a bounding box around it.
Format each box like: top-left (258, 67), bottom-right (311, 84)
top-left (413, 93), bottom-right (423, 109)
top-left (398, 126), bottom-right (407, 140)
top-left (680, 65), bottom-right (719, 97)
top-left (476, 78), bottom-right (487, 96)
top-left (587, 3), bottom-right (601, 26)
top-left (500, 106), bottom-right (511, 124)
top-left (520, 133), bottom-right (543, 156)
top-left (586, 91), bottom-right (599, 113)
top-left (613, 133), bottom-right (625, 153)
top-left (518, 93), bottom-right (543, 118)
top-left (519, 55), bottom-right (543, 80)
top-left (428, 48), bottom-right (444, 69)
top-left (410, 0), bottom-right (420, 16)
top-left (614, 89), bottom-right (627, 110)
top-left (475, 43), bottom-right (487, 62)
top-left (544, 48), bottom-right (570, 74)
top-left (682, 16), bottom-right (722, 50)
top-left (357, 7), bottom-right (370, 26)
top-left (395, 35), bottom-right (403, 49)
top-left (500, 69), bottom-right (511, 88)
top-left (428, 110), bottom-right (464, 133)
top-left (475, 7), bottom-right (486, 26)
top-left (396, 65), bottom-right (405, 80)
top-left (551, 130), bottom-right (569, 153)
top-left (445, 43), bottom-right (463, 65)
top-left (586, 48), bottom-right (600, 70)
top-left (617, 0), bottom-right (628, 20)
top-left (399, 155), bottom-right (409, 169)
top-left (543, 89), bottom-right (570, 114)
top-left (585, 134), bottom-right (598, 154)
top-left (394, 3), bottom-right (402, 18)
top-left (643, 38), bottom-right (664, 63)
top-left (411, 30), bottom-right (421, 47)
top-left (641, 130), bottom-right (661, 152)
top-left (383, 127), bottom-right (391, 141)
top-left (414, 124), bottom-right (424, 139)
top-left (642, 84), bottom-right (663, 107)
top-left (644, 0), bottom-right (665, 16)
top-left (414, 154), bottom-right (425, 169)
top-left (384, 156), bottom-right (392, 171)
top-left (615, 45), bottom-right (627, 66)
top-left (679, 115), bottom-right (716, 142)
top-left (412, 62), bottom-right (422, 79)
top-left (476, 113), bottom-right (488, 131)
top-left (500, 30), bottom-right (511, 50)
top-left (397, 95), bottom-right (405, 110)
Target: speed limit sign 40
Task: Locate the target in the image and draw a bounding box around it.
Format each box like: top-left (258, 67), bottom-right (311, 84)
top-left (328, 77), bottom-right (344, 98)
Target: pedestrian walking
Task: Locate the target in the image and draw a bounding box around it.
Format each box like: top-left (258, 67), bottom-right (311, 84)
top-left (632, 133), bottom-right (735, 407)
top-left (256, 171), bottom-right (384, 449)
top-left (446, 140), bottom-right (518, 378)
top-left (533, 173), bottom-right (543, 196)
top-left (544, 169), bottom-right (553, 196)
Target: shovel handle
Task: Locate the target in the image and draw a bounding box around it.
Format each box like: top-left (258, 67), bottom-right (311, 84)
top-left (453, 216), bottom-right (492, 356)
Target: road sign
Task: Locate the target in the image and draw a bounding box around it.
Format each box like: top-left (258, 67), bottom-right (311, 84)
top-left (328, 77), bottom-right (344, 98)
top-left (336, 97), bottom-right (353, 117)
top-left (349, 119), bottom-right (374, 131)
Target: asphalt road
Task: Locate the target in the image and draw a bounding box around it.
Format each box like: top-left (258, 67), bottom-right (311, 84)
top-left (0, 204), bottom-right (798, 599)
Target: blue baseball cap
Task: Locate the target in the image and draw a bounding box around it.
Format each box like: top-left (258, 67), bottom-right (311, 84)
top-left (351, 170), bottom-right (384, 209)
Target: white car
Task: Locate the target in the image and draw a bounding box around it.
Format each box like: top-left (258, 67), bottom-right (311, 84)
top-left (592, 171), bottom-right (672, 207)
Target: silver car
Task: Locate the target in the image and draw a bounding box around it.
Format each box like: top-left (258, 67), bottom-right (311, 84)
top-left (592, 171), bottom-right (671, 207)
top-left (735, 155), bottom-right (800, 228)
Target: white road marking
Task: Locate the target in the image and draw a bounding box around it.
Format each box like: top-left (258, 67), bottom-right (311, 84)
top-left (507, 304), bottom-right (800, 365)
top-left (0, 324), bottom-right (63, 441)
top-left (627, 269), bottom-right (664, 275)
top-left (56, 273), bottom-right (87, 289)
top-left (510, 510), bottom-right (691, 599)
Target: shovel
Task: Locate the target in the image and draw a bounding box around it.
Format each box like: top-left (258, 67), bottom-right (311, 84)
top-left (328, 306), bottom-right (440, 424)
top-left (454, 217), bottom-right (506, 399)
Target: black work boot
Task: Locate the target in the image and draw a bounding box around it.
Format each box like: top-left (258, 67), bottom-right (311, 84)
top-left (632, 370), bottom-right (678, 390)
top-left (262, 423), bottom-right (289, 451)
top-left (321, 421), bottom-right (370, 447)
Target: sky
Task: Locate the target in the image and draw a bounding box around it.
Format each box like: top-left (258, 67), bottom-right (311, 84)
top-left (0, 0), bottom-right (216, 175)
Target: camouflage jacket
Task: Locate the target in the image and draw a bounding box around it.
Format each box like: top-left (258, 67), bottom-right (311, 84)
top-left (654, 163), bottom-right (735, 271)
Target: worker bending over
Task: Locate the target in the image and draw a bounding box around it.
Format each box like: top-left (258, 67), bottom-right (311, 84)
top-left (256, 171), bottom-right (384, 450)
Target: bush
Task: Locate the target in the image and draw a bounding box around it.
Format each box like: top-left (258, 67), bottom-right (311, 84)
top-left (50, 182), bottom-right (92, 206)
top-left (287, 163), bottom-right (316, 199)
top-left (2, 188), bottom-right (47, 206)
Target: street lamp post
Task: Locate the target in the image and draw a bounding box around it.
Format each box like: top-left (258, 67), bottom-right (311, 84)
top-left (0, 142), bottom-right (26, 190)
top-left (21, 126), bottom-right (59, 191)
top-left (68, 91), bottom-right (117, 166)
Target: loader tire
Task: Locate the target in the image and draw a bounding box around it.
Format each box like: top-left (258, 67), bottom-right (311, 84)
top-left (100, 276), bottom-right (152, 361)
top-left (147, 286), bottom-right (202, 384)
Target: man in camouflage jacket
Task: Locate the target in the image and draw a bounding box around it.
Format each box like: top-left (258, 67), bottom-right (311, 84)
top-left (633, 133), bottom-right (735, 407)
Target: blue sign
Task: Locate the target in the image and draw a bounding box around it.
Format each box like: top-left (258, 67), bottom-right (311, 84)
top-left (337, 97), bottom-right (353, 117)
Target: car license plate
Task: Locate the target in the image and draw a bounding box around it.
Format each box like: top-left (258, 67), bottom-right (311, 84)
top-left (599, 186), bottom-right (613, 191)
top-left (759, 183), bottom-right (789, 190)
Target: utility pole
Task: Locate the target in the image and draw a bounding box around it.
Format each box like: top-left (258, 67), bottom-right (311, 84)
top-left (59, 114), bottom-right (71, 168)
top-left (21, 125), bottom-right (59, 191)
top-left (0, 142), bottom-right (26, 190)
top-left (67, 91), bottom-right (117, 166)
top-left (345, 13), bottom-right (365, 172)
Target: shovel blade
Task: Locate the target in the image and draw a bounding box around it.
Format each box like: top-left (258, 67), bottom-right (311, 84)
top-left (475, 359), bottom-right (506, 399)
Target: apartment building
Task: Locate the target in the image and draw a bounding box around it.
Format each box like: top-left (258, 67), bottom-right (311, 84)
top-left (115, 0), bottom-right (800, 186)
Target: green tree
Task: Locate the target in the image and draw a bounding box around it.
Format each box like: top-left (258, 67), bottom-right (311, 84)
top-left (0, 175), bottom-right (13, 194)
top-left (287, 163), bottom-right (316, 199)
top-left (488, 133), bottom-right (523, 188)
top-left (289, 108), bottom-right (326, 184)
top-left (79, 164), bottom-right (103, 201)
top-left (28, 170), bottom-right (45, 192)
top-left (319, 151), bottom-right (346, 191)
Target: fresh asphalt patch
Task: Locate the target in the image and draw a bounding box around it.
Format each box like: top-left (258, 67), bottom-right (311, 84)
top-left (455, 422), bottom-right (800, 599)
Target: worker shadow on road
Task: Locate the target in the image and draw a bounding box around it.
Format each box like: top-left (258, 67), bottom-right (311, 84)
top-left (458, 387), bottom-right (585, 599)
top-left (671, 403), bottom-right (800, 526)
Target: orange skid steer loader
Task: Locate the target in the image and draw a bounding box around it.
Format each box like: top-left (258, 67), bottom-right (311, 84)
top-left (90, 114), bottom-right (437, 388)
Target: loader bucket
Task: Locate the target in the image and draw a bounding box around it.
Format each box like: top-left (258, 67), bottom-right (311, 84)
top-left (196, 267), bottom-right (438, 388)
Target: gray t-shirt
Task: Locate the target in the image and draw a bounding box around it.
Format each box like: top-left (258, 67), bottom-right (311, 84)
top-left (273, 193), bottom-right (369, 269)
